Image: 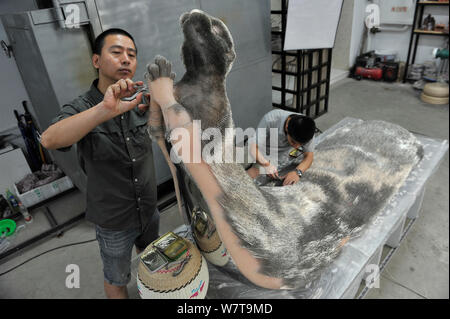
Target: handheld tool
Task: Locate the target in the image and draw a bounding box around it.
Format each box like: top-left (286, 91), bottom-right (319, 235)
top-left (121, 84), bottom-right (150, 105)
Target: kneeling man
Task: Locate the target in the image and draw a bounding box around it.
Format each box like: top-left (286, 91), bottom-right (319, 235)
top-left (247, 109), bottom-right (316, 186)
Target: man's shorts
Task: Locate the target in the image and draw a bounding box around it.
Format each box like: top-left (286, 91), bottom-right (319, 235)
top-left (95, 210), bottom-right (160, 286)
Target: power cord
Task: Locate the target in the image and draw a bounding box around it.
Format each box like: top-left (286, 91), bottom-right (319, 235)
top-left (0, 238), bottom-right (97, 277)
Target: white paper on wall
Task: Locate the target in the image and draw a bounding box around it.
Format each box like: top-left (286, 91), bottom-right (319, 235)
top-left (284, 0), bottom-right (344, 50)
top-left (377, 0), bottom-right (415, 25)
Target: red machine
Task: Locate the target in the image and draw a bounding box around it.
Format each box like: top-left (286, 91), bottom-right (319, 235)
top-left (354, 66), bottom-right (383, 81)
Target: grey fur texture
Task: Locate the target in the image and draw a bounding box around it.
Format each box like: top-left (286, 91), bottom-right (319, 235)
top-left (148, 10), bottom-right (424, 289)
top-left (174, 10), bottom-right (235, 149)
top-left (214, 120), bottom-right (423, 288)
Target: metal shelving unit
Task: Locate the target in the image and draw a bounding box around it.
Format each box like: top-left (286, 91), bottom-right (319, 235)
top-left (271, 0), bottom-right (331, 119)
top-left (403, 1), bottom-right (449, 82)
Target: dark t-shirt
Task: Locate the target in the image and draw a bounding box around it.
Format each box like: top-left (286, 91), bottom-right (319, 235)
top-left (52, 79), bottom-right (157, 231)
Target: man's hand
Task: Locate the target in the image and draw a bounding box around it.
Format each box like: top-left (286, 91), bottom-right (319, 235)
top-left (262, 162), bottom-right (279, 179)
top-left (282, 171), bottom-right (300, 186)
top-left (100, 79), bottom-right (144, 119)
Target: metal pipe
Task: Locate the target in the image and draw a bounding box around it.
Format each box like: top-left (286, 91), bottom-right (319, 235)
top-left (52, 0), bottom-right (66, 29)
top-left (377, 24), bottom-right (409, 32)
top-left (366, 28), bottom-right (372, 52)
top-left (367, 24), bottom-right (409, 52)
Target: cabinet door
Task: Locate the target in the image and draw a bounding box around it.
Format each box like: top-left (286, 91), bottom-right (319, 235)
top-left (2, 10), bottom-right (96, 192)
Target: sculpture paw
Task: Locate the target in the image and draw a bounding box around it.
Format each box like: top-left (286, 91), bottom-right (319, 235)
top-left (145, 55), bottom-right (176, 82)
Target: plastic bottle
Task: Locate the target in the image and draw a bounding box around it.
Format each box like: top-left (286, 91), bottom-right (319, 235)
top-left (5, 189), bottom-right (20, 214)
top-left (18, 202), bottom-right (33, 223)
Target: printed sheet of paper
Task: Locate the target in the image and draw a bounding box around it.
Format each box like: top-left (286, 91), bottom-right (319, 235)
top-left (284, 0), bottom-right (343, 50)
top-left (378, 0), bottom-right (415, 25)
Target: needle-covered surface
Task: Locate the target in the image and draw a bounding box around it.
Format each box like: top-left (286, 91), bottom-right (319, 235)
top-left (212, 120), bottom-right (423, 288)
top-left (150, 10), bottom-right (424, 289)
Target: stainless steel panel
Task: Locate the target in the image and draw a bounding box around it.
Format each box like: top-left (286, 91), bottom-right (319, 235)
top-left (49, 0), bottom-right (103, 36)
top-left (2, 13), bottom-right (97, 130)
top-left (1, 11), bottom-right (95, 192)
top-left (34, 27), bottom-right (96, 109)
top-left (30, 8), bottom-right (59, 25)
top-left (30, 4), bottom-right (90, 25)
top-left (1, 11), bottom-right (30, 29)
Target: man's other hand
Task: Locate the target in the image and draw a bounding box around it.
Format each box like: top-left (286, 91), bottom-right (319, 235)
top-left (263, 162), bottom-right (279, 180)
top-left (282, 171), bottom-right (300, 186)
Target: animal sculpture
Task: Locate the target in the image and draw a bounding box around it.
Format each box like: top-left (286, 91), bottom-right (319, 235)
top-left (145, 10), bottom-right (424, 289)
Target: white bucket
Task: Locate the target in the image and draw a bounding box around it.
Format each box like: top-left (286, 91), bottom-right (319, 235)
top-left (137, 240), bottom-right (209, 299)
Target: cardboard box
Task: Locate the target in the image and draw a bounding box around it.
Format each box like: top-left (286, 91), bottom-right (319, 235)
top-left (13, 176), bottom-right (74, 208)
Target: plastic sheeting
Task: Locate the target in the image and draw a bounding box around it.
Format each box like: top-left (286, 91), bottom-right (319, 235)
top-left (131, 117), bottom-right (448, 299)
top-left (203, 117), bottom-right (448, 299)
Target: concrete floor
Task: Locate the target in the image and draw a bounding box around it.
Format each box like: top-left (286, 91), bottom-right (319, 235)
top-left (316, 78), bottom-right (449, 299)
top-left (0, 78), bottom-right (448, 299)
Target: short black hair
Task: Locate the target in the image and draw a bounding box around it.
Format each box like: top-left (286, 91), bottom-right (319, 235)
top-left (287, 114), bottom-right (316, 144)
top-left (93, 28), bottom-right (137, 55)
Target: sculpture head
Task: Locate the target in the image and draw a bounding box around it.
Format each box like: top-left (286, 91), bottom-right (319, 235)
top-left (180, 10), bottom-right (236, 77)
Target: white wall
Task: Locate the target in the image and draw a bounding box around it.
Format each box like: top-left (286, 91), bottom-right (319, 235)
top-left (332, 0), bottom-right (354, 70)
top-left (351, 0), bottom-right (449, 66)
top-left (350, 0), bottom-right (370, 67)
top-left (371, 5), bottom-right (448, 64)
